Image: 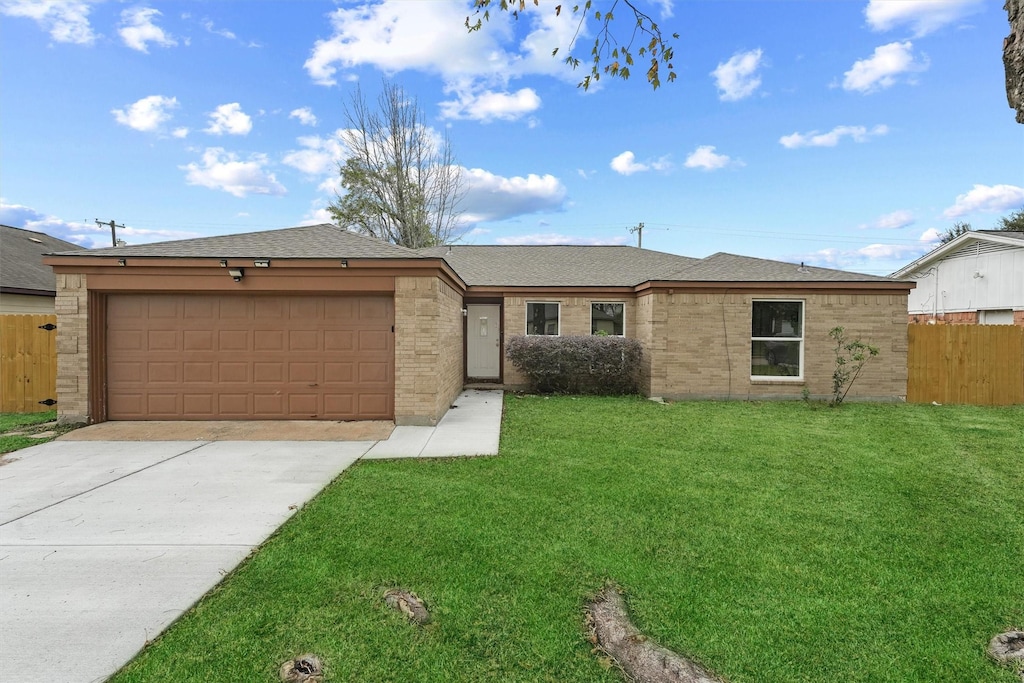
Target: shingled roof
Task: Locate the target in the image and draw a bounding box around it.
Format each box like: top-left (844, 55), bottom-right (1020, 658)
top-left (418, 245), bottom-right (700, 287)
top-left (420, 245), bottom-right (900, 286)
top-left (49, 224), bottom-right (423, 260)
top-left (1, 225), bottom-right (86, 295)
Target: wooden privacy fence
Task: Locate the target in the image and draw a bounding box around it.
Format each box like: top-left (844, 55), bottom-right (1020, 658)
top-left (907, 324), bottom-right (1024, 406)
top-left (0, 314), bottom-right (58, 413)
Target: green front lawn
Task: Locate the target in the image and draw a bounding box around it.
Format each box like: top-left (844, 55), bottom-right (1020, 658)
top-left (0, 410), bottom-right (65, 454)
top-left (112, 398), bottom-right (1023, 682)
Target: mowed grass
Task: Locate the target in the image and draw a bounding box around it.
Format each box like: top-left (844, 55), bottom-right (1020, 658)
top-left (0, 410), bottom-right (60, 454)
top-left (112, 398), bottom-right (1023, 682)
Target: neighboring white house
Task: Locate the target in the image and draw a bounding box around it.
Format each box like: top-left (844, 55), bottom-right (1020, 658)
top-left (892, 230), bottom-right (1024, 326)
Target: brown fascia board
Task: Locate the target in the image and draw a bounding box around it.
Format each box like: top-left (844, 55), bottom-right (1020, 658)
top-left (463, 285), bottom-right (639, 295)
top-left (43, 255), bottom-right (467, 292)
top-left (634, 279), bottom-right (916, 293)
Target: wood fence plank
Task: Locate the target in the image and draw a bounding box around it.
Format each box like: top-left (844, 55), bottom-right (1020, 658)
top-left (907, 324), bottom-right (1024, 406)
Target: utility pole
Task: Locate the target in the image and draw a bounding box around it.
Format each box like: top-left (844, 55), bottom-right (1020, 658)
top-left (629, 222), bottom-right (644, 248)
top-left (96, 219), bottom-right (127, 247)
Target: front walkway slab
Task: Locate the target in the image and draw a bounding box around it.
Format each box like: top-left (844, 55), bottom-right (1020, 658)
top-left (363, 389), bottom-right (503, 459)
top-left (0, 440), bottom-right (371, 683)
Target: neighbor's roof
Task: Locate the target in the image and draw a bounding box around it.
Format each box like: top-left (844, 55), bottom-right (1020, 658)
top-left (420, 245), bottom-right (901, 287)
top-left (1, 225), bottom-right (86, 294)
top-left (49, 224), bottom-right (424, 260)
top-left (891, 230), bottom-right (1024, 278)
top-left (418, 245), bottom-right (700, 287)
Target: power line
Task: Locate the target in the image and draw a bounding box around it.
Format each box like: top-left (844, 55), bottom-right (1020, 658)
top-left (95, 219), bottom-right (126, 247)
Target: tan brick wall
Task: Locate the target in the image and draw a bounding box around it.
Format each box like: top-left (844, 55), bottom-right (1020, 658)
top-left (54, 274), bottom-right (89, 424)
top-left (646, 291), bottom-right (908, 401)
top-left (394, 276), bottom-right (464, 425)
top-left (502, 295), bottom-right (636, 386)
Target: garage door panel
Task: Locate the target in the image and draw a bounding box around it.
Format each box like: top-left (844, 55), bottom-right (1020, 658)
top-left (289, 330), bottom-right (319, 352)
top-left (183, 362), bottom-right (214, 383)
top-left (148, 362), bottom-right (179, 383)
top-left (254, 330), bottom-right (284, 351)
top-left (218, 362), bottom-right (250, 383)
top-left (107, 294), bottom-right (394, 420)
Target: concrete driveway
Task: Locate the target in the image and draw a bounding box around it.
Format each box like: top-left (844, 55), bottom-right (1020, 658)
top-left (0, 439), bottom-right (372, 683)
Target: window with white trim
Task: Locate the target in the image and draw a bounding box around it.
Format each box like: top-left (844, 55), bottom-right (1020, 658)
top-left (751, 300), bottom-right (803, 378)
top-left (526, 302), bottom-right (560, 335)
top-left (591, 302), bottom-right (624, 335)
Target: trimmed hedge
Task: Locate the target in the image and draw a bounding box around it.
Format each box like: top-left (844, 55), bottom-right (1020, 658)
top-left (505, 334), bottom-right (643, 395)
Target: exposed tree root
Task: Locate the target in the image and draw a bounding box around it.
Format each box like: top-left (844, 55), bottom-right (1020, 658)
top-left (586, 585), bottom-right (726, 683)
top-left (384, 588), bottom-right (432, 625)
top-left (989, 630), bottom-right (1024, 682)
top-left (279, 653), bottom-right (324, 683)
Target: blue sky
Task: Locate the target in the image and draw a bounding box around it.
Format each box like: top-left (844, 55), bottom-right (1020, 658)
top-left (1, 0), bottom-right (1021, 275)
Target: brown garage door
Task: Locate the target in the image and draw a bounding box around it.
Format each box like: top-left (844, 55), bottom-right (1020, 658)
top-left (106, 294), bottom-right (393, 420)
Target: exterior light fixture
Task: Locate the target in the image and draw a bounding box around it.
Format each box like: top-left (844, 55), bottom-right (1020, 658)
top-left (340, 259), bottom-right (348, 268)
top-left (228, 268), bottom-right (244, 282)
top-left (219, 259), bottom-right (228, 267)
top-left (254, 259), bottom-right (270, 267)
top-left (117, 259), bottom-right (127, 266)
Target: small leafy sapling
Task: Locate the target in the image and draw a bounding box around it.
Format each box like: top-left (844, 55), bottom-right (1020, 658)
top-left (829, 327), bottom-right (879, 407)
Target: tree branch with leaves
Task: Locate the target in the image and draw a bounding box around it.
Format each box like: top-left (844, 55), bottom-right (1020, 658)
top-left (466, 0), bottom-right (678, 90)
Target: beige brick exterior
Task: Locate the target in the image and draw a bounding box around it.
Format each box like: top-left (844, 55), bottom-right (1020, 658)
top-left (502, 296), bottom-right (636, 386)
top-left (54, 274), bottom-right (89, 424)
top-left (394, 276), bottom-right (464, 425)
top-left (638, 290), bottom-right (908, 401)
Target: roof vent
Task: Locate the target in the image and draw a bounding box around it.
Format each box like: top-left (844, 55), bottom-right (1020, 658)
top-left (797, 261), bottom-right (810, 273)
top-left (28, 237), bottom-right (43, 243)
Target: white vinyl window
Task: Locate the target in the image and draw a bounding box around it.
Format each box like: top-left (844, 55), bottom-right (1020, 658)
top-left (526, 302), bottom-right (560, 335)
top-left (751, 300), bottom-right (804, 379)
top-left (591, 302), bottom-right (625, 335)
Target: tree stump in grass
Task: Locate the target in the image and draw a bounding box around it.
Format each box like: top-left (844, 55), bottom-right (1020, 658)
top-left (384, 588), bottom-right (431, 625)
top-left (586, 585), bottom-right (726, 683)
top-left (279, 653), bottom-right (323, 683)
top-left (989, 631), bottom-right (1024, 681)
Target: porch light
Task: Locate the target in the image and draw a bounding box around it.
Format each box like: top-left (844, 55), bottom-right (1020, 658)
top-left (228, 268), bottom-right (244, 282)
top-left (340, 259), bottom-right (348, 268)
top-left (219, 259), bottom-right (228, 267)
top-left (117, 259), bottom-right (126, 266)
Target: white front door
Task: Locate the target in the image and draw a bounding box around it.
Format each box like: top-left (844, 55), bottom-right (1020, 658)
top-left (466, 304), bottom-right (501, 379)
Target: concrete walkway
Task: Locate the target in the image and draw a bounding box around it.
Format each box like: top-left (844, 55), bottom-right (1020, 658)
top-left (0, 390), bottom-right (502, 683)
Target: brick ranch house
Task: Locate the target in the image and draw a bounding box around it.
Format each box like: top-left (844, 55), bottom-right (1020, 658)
top-left (44, 224), bottom-right (914, 426)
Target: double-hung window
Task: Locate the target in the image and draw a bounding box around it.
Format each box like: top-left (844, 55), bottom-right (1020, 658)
top-left (526, 302), bottom-right (560, 335)
top-left (591, 302), bottom-right (624, 335)
top-left (751, 300), bottom-right (803, 378)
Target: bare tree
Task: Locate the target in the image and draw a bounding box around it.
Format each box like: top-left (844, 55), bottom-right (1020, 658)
top-left (329, 81), bottom-right (464, 248)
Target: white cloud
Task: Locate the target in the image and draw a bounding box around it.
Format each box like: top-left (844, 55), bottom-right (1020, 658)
top-left (201, 18), bottom-right (235, 40)
top-left (181, 148), bottom-right (287, 198)
top-left (779, 124), bottom-right (889, 148)
top-left (118, 7), bottom-right (177, 53)
top-left (683, 145), bottom-right (735, 171)
top-left (711, 48), bottom-right (764, 102)
top-left (862, 209), bottom-right (915, 230)
top-left (282, 131), bottom-right (347, 176)
top-left (172, 126), bottom-right (189, 138)
top-left (865, 0), bottom-right (983, 36)
top-left (610, 151), bottom-right (672, 176)
top-left (0, 0), bottom-right (96, 45)
top-left (298, 205), bottom-right (335, 226)
top-left (111, 95), bottom-right (179, 133)
top-left (496, 233), bottom-right (628, 246)
top-left (439, 87), bottom-right (541, 122)
top-left (0, 199), bottom-right (199, 247)
top-left (459, 168), bottom-right (567, 223)
top-left (943, 184), bottom-right (1024, 218)
top-left (204, 103), bottom-right (253, 136)
top-left (289, 107), bottom-right (318, 127)
top-left (796, 229), bottom-right (941, 269)
top-left (843, 41), bottom-right (928, 93)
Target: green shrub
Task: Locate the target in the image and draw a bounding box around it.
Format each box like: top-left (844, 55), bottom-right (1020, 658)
top-left (505, 334), bottom-right (643, 395)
